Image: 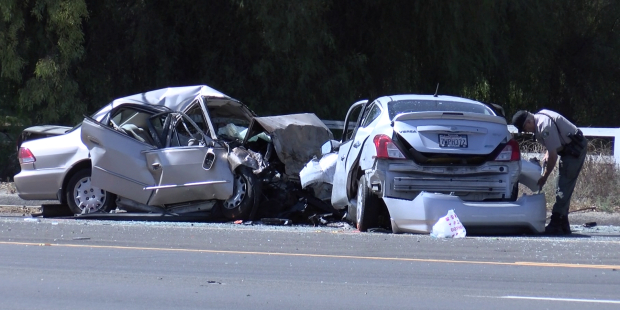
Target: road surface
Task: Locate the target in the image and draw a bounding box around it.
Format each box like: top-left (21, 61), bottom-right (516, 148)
top-left (1, 217), bottom-right (619, 309)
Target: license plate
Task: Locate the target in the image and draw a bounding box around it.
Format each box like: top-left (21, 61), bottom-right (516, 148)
top-left (439, 134), bottom-right (468, 148)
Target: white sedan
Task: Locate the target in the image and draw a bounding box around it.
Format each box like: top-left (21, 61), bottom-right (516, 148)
top-left (301, 94), bottom-right (546, 234)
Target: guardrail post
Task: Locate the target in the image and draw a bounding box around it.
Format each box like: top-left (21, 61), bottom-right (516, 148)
top-left (614, 128), bottom-right (620, 165)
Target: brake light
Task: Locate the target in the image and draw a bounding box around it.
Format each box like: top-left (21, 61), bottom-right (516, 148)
top-left (494, 139), bottom-right (520, 161)
top-left (18, 147), bottom-right (36, 164)
top-left (373, 134), bottom-right (406, 159)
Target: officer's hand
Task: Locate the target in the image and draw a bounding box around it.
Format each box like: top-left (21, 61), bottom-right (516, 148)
top-left (537, 175), bottom-right (548, 188)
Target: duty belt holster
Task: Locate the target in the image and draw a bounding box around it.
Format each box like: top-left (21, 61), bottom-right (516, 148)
top-left (561, 130), bottom-right (585, 157)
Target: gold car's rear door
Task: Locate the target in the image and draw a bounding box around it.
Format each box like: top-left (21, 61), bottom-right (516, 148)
top-left (81, 117), bottom-right (157, 205)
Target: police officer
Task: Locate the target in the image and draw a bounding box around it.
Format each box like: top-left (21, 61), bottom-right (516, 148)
top-left (511, 109), bottom-right (587, 235)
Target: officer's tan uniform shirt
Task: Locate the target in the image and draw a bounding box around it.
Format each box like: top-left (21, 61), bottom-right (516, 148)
top-left (533, 109), bottom-right (579, 153)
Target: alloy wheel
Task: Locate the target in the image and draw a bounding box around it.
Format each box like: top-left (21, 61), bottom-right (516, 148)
top-left (224, 175), bottom-right (247, 210)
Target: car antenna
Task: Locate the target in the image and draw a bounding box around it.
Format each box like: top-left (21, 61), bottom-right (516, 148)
top-left (433, 83), bottom-right (439, 97)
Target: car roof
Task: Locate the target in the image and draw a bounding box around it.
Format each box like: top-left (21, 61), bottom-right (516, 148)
top-left (92, 85), bottom-right (243, 120)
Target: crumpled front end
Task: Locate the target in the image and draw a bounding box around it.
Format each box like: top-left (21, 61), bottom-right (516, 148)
top-left (385, 192), bottom-right (546, 234)
top-left (299, 152), bottom-right (338, 188)
top-left (245, 113), bottom-right (334, 179)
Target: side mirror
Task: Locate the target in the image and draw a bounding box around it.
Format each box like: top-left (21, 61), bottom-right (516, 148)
top-left (321, 140), bottom-right (341, 156)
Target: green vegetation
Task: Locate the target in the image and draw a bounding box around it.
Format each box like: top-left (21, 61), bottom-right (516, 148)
top-left (2, 1), bottom-right (620, 205)
top-left (1, 0), bottom-right (619, 126)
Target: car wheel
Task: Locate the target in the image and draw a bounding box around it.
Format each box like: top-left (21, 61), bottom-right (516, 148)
top-left (356, 175), bottom-right (379, 232)
top-left (221, 167), bottom-right (260, 220)
top-left (66, 169), bottom-right (116, 215)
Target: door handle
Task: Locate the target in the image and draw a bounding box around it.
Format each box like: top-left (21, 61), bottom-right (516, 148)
top-left (151, 163), bottom-right (161, 170)
top-left (353, 141), bottom-right (361, 148)
top-left (88, 137), bottom-right (101, 146)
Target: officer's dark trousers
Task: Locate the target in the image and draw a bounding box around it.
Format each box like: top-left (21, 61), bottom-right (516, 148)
top-left (552, 139), bottom-right (588, 216)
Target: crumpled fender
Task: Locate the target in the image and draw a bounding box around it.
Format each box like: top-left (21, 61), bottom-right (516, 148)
top-left (299, 152), bottom-right (338, 188)
top-left (227, 146), bottom-right (266, 173)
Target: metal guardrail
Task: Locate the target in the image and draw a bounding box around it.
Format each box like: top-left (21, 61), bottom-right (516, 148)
top-left (321, 120), bottom-right (620, 163)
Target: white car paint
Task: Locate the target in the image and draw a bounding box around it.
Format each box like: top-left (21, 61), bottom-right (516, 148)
top-left (301, 94), bottom-right (548, 234)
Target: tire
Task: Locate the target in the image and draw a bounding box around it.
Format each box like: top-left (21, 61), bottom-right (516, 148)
top-left (356, 175), bottom-right (380, 232)
top-left (66, 168), bottom-right (116, 215)
top-left (221, 167), bottom-right (260, 220)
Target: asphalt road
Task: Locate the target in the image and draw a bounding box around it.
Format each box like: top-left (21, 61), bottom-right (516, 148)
top-left (1, 216), bottom-right (619, 310)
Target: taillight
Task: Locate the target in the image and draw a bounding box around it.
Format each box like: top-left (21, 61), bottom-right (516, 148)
top-left (494, 139), bottom-right (520, 161)
top-left (18, 147), bottom-right (36, 164)
top-left (373, 134), bottom-right (406, 159)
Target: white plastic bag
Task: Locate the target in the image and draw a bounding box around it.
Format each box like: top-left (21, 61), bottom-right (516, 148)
top-left (430, 210), bottom-right (466, 238)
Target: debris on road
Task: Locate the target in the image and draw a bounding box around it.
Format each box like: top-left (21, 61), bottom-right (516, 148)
top-left (430, 210), bottom-right (466, 238)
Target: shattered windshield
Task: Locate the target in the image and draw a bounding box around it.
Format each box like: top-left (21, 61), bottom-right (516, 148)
top-left (208, 103), bottom-right (252, 141)
top-left (388, 100), bottom-right (494, 119)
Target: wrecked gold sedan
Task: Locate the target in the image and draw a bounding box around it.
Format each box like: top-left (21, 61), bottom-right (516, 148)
top-left (80, 85), bottom-right (333, 220)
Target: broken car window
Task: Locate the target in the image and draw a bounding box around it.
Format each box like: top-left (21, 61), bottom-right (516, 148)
top-left (170, 114), bottom-right (205, 147)
top-left (109, 108), bottom-right (157, 145)
top-left (210, 111), bottom-right (251, 142)
top-left (388, 100), bottom-right (494, 119)
top-left (342, 104), bottom-right (362, 141)
top-left (361, 103), bottom-right (382, 127)
top-left (184, 105), bottom-right (210, 136)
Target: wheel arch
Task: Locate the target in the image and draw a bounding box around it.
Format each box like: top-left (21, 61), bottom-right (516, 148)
top-left (347, 163), bottom-right (365, 199)
top-left (59, 159), bottom-right (92, 205)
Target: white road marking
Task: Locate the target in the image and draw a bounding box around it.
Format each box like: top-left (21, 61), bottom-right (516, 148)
top-left (501, 296), bottom-right (620, 304)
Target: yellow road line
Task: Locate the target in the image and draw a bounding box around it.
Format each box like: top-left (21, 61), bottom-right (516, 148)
top-left (1, 241), bottom-right (618, 270)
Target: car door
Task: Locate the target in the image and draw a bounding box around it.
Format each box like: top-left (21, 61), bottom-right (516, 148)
top-left (331, 100), bottom-right (368, 208)
top-left (143, 112), bottom-right (233, 206)
top-left (81, 112), bottom-right (158, 205)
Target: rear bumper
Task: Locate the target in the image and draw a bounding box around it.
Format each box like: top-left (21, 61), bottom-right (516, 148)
top-left (369, 160), bottom-right (520, 201)
top-left (384, 192), bottom-right (546, 234)
top-left (14, 168), bottom-right (64, 201)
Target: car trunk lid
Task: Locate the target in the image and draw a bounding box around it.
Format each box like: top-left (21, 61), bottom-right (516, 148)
top-left (392, 111), bottom-right (509, 156)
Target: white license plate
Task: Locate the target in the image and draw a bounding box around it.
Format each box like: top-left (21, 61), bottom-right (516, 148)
top-left (439, 134), bottom-right (468, 148)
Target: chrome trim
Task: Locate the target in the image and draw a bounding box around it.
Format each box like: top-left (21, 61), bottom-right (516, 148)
top-left (143, 180), bottom-right (229, 190)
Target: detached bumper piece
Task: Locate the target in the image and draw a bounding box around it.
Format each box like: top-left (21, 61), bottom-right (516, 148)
top-left (384, 192), bottom-right (546, 234)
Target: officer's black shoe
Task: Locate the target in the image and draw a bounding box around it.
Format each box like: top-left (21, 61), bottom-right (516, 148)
top-left (545, 213), bottom-right (568, 235)
top-left (562, 215), bottom-right (572, 235)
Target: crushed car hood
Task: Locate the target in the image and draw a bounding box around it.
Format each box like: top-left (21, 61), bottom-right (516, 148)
top-left (246, 113), bottom-right (333, 178)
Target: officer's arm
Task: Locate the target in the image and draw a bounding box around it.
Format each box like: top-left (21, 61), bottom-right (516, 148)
top-left (539, 121), bottom-right (561, 180)
top-left (543, 150), bottom-right (558, 178)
